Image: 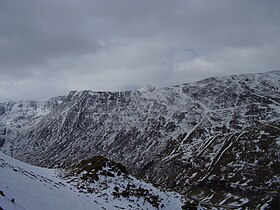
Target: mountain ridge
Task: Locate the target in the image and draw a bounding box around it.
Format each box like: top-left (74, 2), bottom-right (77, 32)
top-left (1, 70), bottom-right (280, 208)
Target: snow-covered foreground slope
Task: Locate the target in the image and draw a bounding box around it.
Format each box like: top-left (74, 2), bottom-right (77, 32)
top-left (0, 151), bottom-right (184, 210)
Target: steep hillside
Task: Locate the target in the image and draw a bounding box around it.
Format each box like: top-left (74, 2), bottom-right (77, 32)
top-left (1, 70), bottom-right (280, 208)
top-left (0, 152), bottom-right (184, 210)
top-left (0, 96), bottom-right (66, 155)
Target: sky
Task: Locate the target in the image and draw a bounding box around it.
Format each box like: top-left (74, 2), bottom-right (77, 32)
top-left (0, 0), bottom-right (279, 101)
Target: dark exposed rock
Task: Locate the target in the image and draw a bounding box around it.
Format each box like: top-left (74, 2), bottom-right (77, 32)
top-left (0, 138), bottom-right (5, 148)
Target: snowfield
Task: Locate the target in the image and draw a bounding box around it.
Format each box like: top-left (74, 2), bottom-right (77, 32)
top-left (0, 151), bottom-right (184, 210)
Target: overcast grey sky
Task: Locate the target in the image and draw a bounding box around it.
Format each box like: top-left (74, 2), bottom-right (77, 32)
top-left (0, 0), bottom-right (279, 101)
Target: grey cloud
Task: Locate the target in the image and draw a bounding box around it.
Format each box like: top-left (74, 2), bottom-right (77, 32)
top-left (0, 0), bottom-right (279, 100)
top-left (0, 2), bottom-right (101, 73)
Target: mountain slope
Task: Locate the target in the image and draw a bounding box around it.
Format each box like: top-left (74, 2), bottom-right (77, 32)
top-left (0, 96), bottom-right (66, 155)
top-left (0, 151), bottom-right (184, 210)
top-left (1, 70), bottom-right (280, 208)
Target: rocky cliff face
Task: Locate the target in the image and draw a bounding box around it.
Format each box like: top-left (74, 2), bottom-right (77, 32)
top-left (1, 71), bottom-right (280, 208)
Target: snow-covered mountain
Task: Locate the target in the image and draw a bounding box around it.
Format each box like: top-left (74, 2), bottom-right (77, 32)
top-left (0, 151), bottom-right (184, 210)
top-left (0, 96), bottom-right (67, 155)
top-left (1, 70), bottom-right (280, 208)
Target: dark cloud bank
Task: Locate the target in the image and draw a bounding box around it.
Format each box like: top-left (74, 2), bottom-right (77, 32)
top-left (0, 0), bottom-right (279, 101)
